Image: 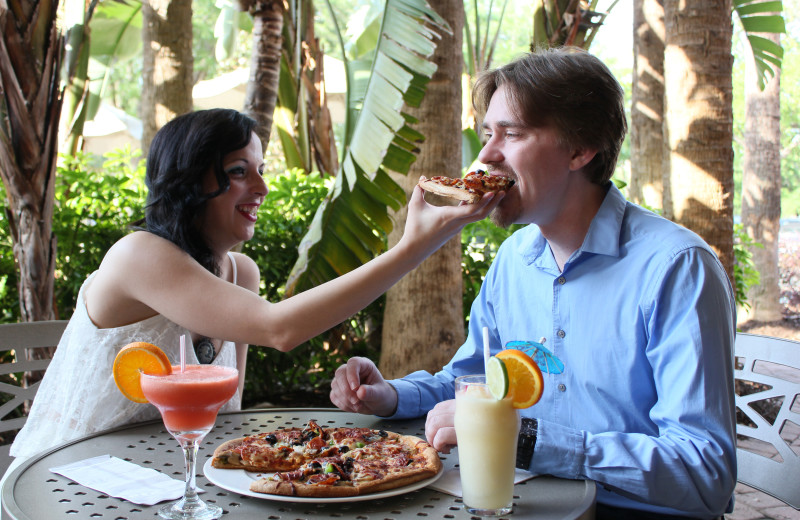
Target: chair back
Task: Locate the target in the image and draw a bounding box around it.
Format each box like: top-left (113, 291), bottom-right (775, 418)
top-left (734, 332), bottom-right (800, 509)
top-left (0, 320), bottom-right (67, 473)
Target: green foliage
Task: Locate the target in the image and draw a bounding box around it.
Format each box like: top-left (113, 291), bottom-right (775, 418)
top-left (242, 170), bottom-right (331, 300)
top-left (461, 219), bottom-right (523, 325)
top-left (733, 223), bottom-right (763, 310)
top-left (239, 169), bottom-right (383, 408)
top-left (0, 149), bottom-right (148, 323)
top-left (53, 148), bottom-right (148, 318)
top-left (0, 195), bottom-right (17, 323)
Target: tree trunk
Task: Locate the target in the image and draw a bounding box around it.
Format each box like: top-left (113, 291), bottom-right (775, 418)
top-left (741, 32), bottom-right (782, 322)
top-left (380, 0), bottom-right (464, 379)
top-left (662, 1), bottom-right (734, 283)
top-left (140, 0), bottom-right (194, 152)
top-left (629, 0), bottom-right (665, 210)
top-left (242, 0), bottom-right (283, 152)
top-left (0, 0), bottom-right (62, 323)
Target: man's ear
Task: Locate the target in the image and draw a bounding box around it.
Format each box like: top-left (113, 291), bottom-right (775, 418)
top-left (570, 148), bottom-right (598, 171)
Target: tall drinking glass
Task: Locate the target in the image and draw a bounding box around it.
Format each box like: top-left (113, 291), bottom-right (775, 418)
top-left (140, 365), bottom-right (238, 520)
top-left (454, 374), bottom-right (520, 516)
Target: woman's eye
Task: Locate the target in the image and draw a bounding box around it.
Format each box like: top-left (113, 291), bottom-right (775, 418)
top-left (226, 166), bottom-right (246, 177)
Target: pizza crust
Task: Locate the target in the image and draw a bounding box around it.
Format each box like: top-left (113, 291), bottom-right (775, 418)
top-left (418, 177), bottom-right (481, 203)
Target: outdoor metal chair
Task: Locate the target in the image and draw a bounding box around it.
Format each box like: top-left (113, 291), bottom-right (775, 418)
top-left (734, 332), bottom-right (800, 509)
top-left (0, 320), bottom-right (67, 474)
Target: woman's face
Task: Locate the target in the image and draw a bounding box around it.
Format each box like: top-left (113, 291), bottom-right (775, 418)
top-left (199, 132), bottom-right (267, 254)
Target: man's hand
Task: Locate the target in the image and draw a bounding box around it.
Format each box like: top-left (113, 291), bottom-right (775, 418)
top-left (425, 399), bottom-right (457, 453)
top-left (329, 357), bottom-right (398, 417)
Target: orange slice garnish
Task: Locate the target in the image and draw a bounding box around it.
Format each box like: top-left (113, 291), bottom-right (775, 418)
top-left (112, 342), bottom-right (172, 403)
top-left (495, 349), bottom-right (544, 408)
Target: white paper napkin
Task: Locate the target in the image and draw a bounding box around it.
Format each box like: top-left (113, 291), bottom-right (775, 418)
top-left (49, 454), bottom-right (199, 505)
top-left (429, 467), bottom-right (537, 497)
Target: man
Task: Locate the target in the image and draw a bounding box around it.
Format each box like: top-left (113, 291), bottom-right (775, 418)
top-left (329, 47), bottom-right (736, 520)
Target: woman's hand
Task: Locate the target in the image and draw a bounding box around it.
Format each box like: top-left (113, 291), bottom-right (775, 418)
top-left (398, 184), bottom-right (504, 263)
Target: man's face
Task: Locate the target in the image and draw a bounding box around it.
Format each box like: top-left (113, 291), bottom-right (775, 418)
top-left (477, 85), bottom-right (575, 228)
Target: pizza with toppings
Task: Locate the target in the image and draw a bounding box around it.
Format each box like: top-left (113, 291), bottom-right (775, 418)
top-left (418, 169), bottom-right (514, 203)
top-left (211, 420), bottom-right (441, 498)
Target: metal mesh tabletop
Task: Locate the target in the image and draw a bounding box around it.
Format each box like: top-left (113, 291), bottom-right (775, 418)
top-left (2, 409), bottom-right (595, 520)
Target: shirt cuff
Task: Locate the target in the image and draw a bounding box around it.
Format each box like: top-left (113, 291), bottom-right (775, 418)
top-left (383, 379), bottom-right (423, 419)
top-left (532, 419), bottom-right (584, 478)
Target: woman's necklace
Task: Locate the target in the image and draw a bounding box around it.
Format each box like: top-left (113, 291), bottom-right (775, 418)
top-left (194, 338), bottom-right (215, 364)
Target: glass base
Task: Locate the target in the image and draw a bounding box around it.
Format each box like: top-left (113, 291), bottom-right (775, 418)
top-left (464, 504), bottom-right (513, 517)
top-left (157, 499), bottom-right (222, 520)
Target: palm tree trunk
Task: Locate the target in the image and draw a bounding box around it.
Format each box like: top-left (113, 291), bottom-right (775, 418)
top-left (140, 0), bottom-right (194, 152)
top-left (629, 0), bottom-right (665, 210)
top-left (242, 0), bottom-right (284, 152)
top-left (741, 32), bottom-right (782, 322)
top-left (662, 0), bottom-right (735, 282)
top-left (0, 0), bottom-right (62, 323)
top-left (380, 0), bottom-right (464, 379)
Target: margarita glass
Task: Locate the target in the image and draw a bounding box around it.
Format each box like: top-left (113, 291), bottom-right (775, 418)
top-left (140, 365), bottom-right (238, 520)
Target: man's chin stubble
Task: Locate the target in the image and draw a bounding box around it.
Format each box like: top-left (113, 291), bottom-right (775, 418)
top-left (490, 208), bottom-right (514, 229)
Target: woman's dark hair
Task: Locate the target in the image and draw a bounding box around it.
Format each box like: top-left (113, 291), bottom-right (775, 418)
top-left (472, 47), bottom-right (627, 185)
top-left (144, 109), bottom-right (258, 275)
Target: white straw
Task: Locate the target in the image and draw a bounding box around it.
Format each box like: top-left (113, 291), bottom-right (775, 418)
top-left (483, 326), bottom-right (490, 374)
top-left (180, 334), bottom-right (186, 373)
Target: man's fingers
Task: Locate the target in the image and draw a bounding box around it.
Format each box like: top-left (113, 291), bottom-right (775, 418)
top-left (430, 426), bottom-right (457, 453)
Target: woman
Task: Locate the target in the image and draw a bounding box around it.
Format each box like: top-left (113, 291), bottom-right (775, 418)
top-left (5, 109), bottom-right (501, 472)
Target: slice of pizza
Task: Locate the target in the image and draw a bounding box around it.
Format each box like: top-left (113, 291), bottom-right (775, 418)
top-left (248, 433), bottom-right (442, 498)
top-left (418, 169), bottom-right (515, 203)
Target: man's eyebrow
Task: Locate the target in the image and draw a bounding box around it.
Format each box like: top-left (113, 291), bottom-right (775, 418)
top-left (481, 120), bottom-right (525, 130)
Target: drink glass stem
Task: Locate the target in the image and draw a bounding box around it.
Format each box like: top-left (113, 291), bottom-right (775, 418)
top-left (179, 438), bottom-right (201, 509)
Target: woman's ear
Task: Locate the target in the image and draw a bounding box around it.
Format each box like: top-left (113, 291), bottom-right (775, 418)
top-left (570, 148), bottom-right (598, 171)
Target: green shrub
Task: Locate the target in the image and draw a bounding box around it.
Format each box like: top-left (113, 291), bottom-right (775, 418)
top-left (54, 148), bottom-right (148, 318)
top-left (733, 223), bottom-right (762, 311)
top-left (461, 219), bottom-right (522, 325)
top-left (239, 170), bottom-right (384, 408)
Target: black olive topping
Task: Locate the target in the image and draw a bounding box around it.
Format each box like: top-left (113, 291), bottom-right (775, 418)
top-left (264, 434), bottom-right (278, 445)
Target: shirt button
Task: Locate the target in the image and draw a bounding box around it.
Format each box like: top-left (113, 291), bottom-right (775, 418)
top-left (557, 329), bottom-right (566, 338)
top-left (557, 276), bottom-right (566, 285)
top-left (558, 384), bottom-right (566, 392)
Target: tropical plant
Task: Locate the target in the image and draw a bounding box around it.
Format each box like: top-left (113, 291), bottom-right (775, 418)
top-left (239, 169), bottom-right (383, 407)
top-left (1, 0), bottom-right (64, 324)
top-left (283, 0), bottom-right (451, 296)
top-left (733, 223), bottom-right (763, 311)
top-left (733, 0), bottom-right (785, 90)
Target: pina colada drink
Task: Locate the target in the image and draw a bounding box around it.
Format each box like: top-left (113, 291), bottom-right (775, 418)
top-left (454, 375), bottom-right (520, 516)
top-left (141, 365), bottom-right (238, 441)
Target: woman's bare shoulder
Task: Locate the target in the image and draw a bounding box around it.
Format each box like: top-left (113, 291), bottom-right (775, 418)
top-left (103, 231), bottom-right (182, 263)
top-left (229, 252), bottom-right (260, 292)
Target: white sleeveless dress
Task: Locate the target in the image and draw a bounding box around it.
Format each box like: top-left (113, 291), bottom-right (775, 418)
top-left (8, 252), bottom-right (242, 462)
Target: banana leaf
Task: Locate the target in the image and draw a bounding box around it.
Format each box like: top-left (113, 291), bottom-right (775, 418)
top-left (733, 0), bottom-right (785, 90)
top-left (285, 0), bottom-right (450, 296)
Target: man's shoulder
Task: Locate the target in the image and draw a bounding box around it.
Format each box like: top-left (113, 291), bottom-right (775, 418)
top-left (622, 203), bottom-right (713, 255)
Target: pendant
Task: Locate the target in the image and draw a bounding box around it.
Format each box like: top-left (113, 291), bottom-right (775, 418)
top-left (194, 338), bottom-right (215, 364)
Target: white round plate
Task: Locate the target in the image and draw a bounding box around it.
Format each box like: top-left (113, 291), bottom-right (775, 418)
top-left (202, 458), bottom-right (444, 503)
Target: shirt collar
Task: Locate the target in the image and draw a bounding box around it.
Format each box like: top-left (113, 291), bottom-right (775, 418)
top-left (518, 182), bottom-right (626, 266)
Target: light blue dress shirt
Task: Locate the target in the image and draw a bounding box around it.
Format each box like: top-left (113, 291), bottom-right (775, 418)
top-left (388, 183), bottom-right (737, 519)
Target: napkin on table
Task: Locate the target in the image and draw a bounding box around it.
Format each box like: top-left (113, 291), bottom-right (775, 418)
top-left (49, 454), bottom-right (199, 505)
top-left (429, 468), bottom-right (536, 497)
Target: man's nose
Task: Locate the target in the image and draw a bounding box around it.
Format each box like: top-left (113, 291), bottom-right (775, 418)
top-left (478, 139), bottom-right (501, 164)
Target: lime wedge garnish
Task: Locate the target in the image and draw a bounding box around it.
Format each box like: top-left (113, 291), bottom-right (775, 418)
top-left (486, 356), bottom-right (509, 400)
